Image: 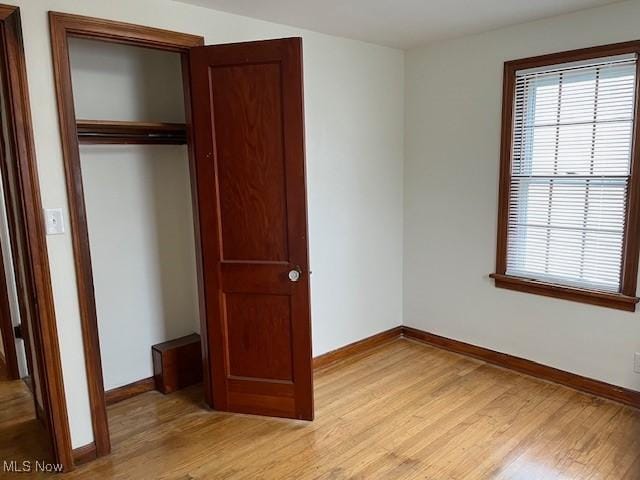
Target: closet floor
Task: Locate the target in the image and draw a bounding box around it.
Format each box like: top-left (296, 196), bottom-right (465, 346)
top-left (14, 338), bottom-right (640, 479)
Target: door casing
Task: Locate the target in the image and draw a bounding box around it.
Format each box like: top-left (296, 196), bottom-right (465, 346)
top-left (0, 4), bottom-right (72, 471)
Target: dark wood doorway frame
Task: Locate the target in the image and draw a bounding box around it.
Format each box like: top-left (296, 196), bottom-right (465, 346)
top-left (48, 12), bottom-right (205, 466)
top-left (0, 4), bottom-right (73, 471)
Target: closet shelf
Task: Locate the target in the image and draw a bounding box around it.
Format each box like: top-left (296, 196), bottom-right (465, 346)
top-left (76, 120), bottom-right (187, 145)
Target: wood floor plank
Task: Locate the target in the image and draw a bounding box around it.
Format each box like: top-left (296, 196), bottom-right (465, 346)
top-left (2, 338), bottom-right (639, 479)
top-left (589, 407), bottom-right (640, 479)
top-left (0, 358), bottom-right (52, 474)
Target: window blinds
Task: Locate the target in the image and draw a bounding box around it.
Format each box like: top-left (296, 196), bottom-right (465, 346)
top-left (506, 54), bottom-right (637, 292)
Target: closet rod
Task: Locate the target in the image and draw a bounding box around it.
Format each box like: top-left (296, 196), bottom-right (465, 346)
top-left (77, 120), bottom-right (187, 145)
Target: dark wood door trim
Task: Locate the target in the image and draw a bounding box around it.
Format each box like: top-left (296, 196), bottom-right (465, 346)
top-left (0, 36), bottom-right (42, 424)
top-left (0, 5), bottom-right (73, 471)
top-left (0, 14), bottom-right (37, 393)
top-left (48, 11), bottom-right (204, 466)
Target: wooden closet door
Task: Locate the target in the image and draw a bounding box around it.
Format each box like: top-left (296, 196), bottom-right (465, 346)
top-left (189, 38), bottom-right (313, 420)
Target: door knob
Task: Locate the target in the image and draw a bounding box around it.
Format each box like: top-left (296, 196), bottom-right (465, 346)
top-left (288, 267), bottom-right (302, 282)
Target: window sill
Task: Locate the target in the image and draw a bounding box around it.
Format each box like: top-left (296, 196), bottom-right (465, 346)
top-left (489, 273), bottom-right (639, 312)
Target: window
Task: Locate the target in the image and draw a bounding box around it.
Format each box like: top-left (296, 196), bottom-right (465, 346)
top-left (492, 43), bottom-right (640, 311)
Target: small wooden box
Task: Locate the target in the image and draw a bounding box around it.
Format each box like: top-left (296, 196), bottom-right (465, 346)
top-left (152, 333), bottom-right (203, 394)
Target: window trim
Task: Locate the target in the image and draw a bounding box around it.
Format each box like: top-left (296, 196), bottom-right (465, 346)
top-left (493, 41), bottom-right (640, 311)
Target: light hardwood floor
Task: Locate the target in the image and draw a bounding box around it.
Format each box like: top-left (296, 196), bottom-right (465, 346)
top-left (5, 338), bottom-right (640, 479)
top-left (0, 358), bottom-right (52, 471)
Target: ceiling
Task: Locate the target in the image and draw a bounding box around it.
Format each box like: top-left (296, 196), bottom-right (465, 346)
top-left (175, 0), bottom-right (621, 49)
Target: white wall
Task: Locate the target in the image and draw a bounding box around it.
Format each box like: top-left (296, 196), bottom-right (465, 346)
top-left (69, 38), bottom-right (185, 123)
top-left (81, 145), bottom-right (199, 390)
top-left (405, 0), bottom-right (640, 393)
top-left (5, 0), bottom-right (404, 448)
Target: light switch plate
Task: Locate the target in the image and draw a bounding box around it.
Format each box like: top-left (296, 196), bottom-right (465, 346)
top-left (635, 352), bottom-right (640, 374)
top-left (44, 208), bottom-right (65, 235)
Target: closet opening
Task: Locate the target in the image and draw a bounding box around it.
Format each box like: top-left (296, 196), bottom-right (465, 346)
top-left (50, 13), bottom-right (206, 465)
top-left (69, 33), bottom-right (202, 416)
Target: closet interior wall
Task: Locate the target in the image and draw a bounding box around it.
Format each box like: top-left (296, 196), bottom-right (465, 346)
top-left (68, 37), bottom-right (199, 392)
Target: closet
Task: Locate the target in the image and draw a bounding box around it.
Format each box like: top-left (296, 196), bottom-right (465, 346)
top-left (68, 37), bottom-right (199, 395)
